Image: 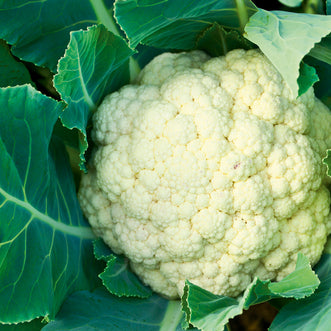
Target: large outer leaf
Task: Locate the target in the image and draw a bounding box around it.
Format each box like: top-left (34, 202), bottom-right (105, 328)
top-left (182, 254), bottom-right (319, 331)
top-left (0, 85), bottom-right (101, 323)
top-left (269, 254), bottom-right (331, 331)
top-left (0, 0), bottom-right (115, 71)
top-left (244, 9), bottom-right (331, 96)
top-left (54, 24), bottom-right (134, 168)
top-left (43, 287), bottom-right (184, 330)
top-left (114, 0), bottom-right (257, 49)
top-left (0, 40), bottom-right (31, 87)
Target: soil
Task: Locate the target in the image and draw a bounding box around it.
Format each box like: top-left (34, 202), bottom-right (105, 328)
top-left (229, 302), bottom-right (279, 331)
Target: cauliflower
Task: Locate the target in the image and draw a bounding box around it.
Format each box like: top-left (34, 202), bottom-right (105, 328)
top-left (78, 49), bottom-right (331, 299)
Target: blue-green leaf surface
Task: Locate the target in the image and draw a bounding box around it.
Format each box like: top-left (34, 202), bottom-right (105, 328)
top-left (133, 44), bottom-right (165, 69)
top-left (278, 0), bottom-right (303, 7)
top-left (0, 0), bottom-right (116, 72)
top-left (269, 254), bottom-right (331, 331)
top-left (54, 24), bottom-right (134, 168)
top-left (43, 287), bottom-right (184, 330)
top-left (93, 239), bottom-right (153, 298)
top-left (0, 39), bottom-right (31, 87)
top-left (182, 253), bottom-right (319, 331)
top-left (244, 9), bottom-right (331, 96)
top-left (0, 85), bottom-right (101, 323)
top-left (114, 0), bottom-right (257, 49)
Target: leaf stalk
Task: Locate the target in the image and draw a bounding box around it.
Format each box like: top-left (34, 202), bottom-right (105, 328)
top-left (236, 0), bottom-right (249, 31)
top-left (90, 0), bottom-right (140, 80)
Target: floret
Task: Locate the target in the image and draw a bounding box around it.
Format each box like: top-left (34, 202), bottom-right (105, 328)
top-left (78, 49), bottom-right (331, 298)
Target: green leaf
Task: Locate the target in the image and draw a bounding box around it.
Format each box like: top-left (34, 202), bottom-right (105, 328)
top-left (0, 85), bottom-right (101, 324)
top-left (265, 253), bottom-right (320, 300)
top-left (269, 254), bottom-right (331, 331)
top-left (304, 55), bottom-right (331, 109)
top-left (323, 150), bottom-right (331, 177)
top-left (196, 23), bottom-right (255, 57)
top-left (0, 0), bottom-right (116, 71)
top-left (94, 237), bottom-right (114, 262)
top-left (304, 58), bottom-right (330, 108)
top-left (54, 24), bottom-right (135, 169)
top-left (182, 282), bottom-right (240, 331)
top-left (278, 0), bottom-right (303, 7)
top-left (297, 62), bottom-right (319, 96)
top-left (42, 287), bottom-right (184, 330)
top-left (93, 239), bottom-right (153, 298)
top-left (328, 0), bottom-right (331, 14)
top-left (302, 0), bottom-right (327, 14)
top-left (0, 318), bottom-right (44, 331)
top-left (182, 253), bottom-right (319, 331)
top-left (52, 121), bottom-right (80, 151)
top-left (308, 34), bottom-right (331, 65)
top-left (324, 237), bottom-right (331, 254)
top-left (133, 44), bottom-right (165, 69)
top-left (114, 0), bottom-right (257, 50)
top-left (244, 9), bottom-right (331, 96)
top-left (0, 39), bottom-right (31, 87)
top-left (100, 256), bottom-right (153, 299)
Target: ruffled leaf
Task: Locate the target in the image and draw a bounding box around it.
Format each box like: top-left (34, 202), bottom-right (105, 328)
top-left (54, 24), bottom-right (134, 169)
top-left (196, 23), bottom-right (255, 56)
top-left (323, 150), bottom-right (331, 177)
top-left (297, 62), bottom-right (319, 96)
top-left (244, 9), bottom-right (331, 96)
top-left (93, 239), bottom-right (152, 298)
top-left (270, 254), bottom-right (331, 331)
top-left (182, 253), bottom-right (319, 331)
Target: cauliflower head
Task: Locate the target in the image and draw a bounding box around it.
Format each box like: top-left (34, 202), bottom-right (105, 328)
top-left (78, 49), bottom-right (331, 298)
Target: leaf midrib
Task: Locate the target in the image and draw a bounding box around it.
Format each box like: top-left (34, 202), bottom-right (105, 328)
top-left (0, 186), bottom-right (95, 240)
